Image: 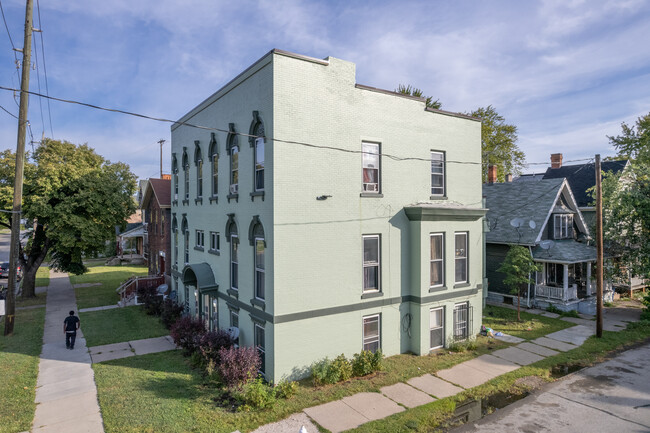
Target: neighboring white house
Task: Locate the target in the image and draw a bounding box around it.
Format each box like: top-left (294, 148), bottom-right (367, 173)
top-left (171, 49), bottom-right (487, 382)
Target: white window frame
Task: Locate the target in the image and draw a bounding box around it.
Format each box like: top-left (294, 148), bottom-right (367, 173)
top-left (430, 307), bottom-right (444, 350)
top-left (230, 234), bottom-right (238, 291)
top-left (430, 233), bottom-right (444, 288)
top-left (230, 145), bottom-right (239, 194)
top-left (173, 172), bottom-right (178, 201)
top-left (195, 230), bottom-right (204, 249)
top-left (431, 151), bottom-right (445, 196)
top-left (196, 158), bottom-right (203, 198)
top-left (255, 237), bottom-right (265, 300)
top-left (362, 141), bottom-right (380, 193)
top-left (362, 235), bottom-right (381, 293)
top-left (453, 302), bottom-right (469, 341)
top-left (554, 214), bottom-right (573, 239)
top-left (454, 232), bottom-right (468, 284)
top-left (362, 314), bottom-right (381, 352)
top-left (255, 323), bottom-right (265, 374)
top-left (211, 153), bottom-right (218, 196)
top-left (210, 231), bottom-right (220, 252)
top-left (254, 137), bottom-right (264, 192)
top-left (184, 229), bottom-right (189, 265)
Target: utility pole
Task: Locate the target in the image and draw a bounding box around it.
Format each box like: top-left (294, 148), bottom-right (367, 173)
top-left (596, 154), bottom-right (603, 338)
top-left (5, 0), bottom-right (34, 336)
top-left (158, 139), bottom-right (165, 178)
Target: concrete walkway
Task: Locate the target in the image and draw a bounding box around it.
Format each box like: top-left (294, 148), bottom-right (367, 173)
top-left (88, 335), bottom-right (177, 363)
top-left (31, 270), bottom-right (104, 433)
top-left (267, 307), bottom-right (641, 433)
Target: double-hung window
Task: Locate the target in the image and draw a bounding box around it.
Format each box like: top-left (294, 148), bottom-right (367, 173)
top-left (212, 153), bottom-right (218, 196)
top-left (453, 302), bottom-right (469, 341)
top-left (430, 307), bottom-right (444, 349)
top-left (363, 235), bottom-right (380, 292)
top-left (173, 230), bottom-right (178, 266)
top-left (254, 138), bottom-right (264, 191)
top-left (362, 141), bottom-right (380, 193)
top-left (230, 310), bottom-right (239, 345)
top-left (184, 164), bottom-right (190, 201)
top-left (196, 159), bottom-right (203, 198)
top-left (554, 214), bottom-right (573, 239)
top-left (255, 237), bottom-right (265, 300)
top-left (195, 230), bottom-right (204, 249)
top-left (255, 324), bottom-right (265, 373)
top-left (431, 151), bottom-right (445, 196)
top-left (230, 234), bottom-right (238, 291)
top-left (454, 232), bottom-right (468, 284)
top-left (230, 145), bottom-right (239, 195)
top-left (184, 229), bottom-right (190, 265)
top-left (430, 233), bottom-right (444, 288)
top-left (362, 315), bottom-right (380, 352)
top-left (210, 231), bottom-right (220, 252)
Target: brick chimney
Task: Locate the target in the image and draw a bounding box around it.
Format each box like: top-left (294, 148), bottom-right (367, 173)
top-left (505, 173), bottom-right (513, 182)
top-left (551, 153), bottom-right (563, 169)
top-left (487, 165), bottom-right (497, 184)
top-left (162, 174), bottom-right (171, 180)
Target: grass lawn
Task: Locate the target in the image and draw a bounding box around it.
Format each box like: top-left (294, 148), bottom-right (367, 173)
top-left (481, 305), bottom-right (575, 340)
top-left (351, 320), bottom-right (650, 432)
top-left (0, 308), bottom-right (45, 433)
top-left (80, 306), bottom-right (170, 347)
top-left (71, 263), bottom-right (148, 309)
top-left (93, 336), bottom-right (510, 433)
top-left (16, 292), bottom-right (47, 308)
top-left (34, 265), bottom-right (50, 288)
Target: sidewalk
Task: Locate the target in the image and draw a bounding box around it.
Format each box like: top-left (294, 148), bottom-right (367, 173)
top-left (257, 307), bottom-right (640, 433)
top-left (31, 270), bottom-right (104, 433)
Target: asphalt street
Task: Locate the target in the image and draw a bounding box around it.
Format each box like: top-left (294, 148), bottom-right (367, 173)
top-left (453, 341), bottom-right (650, 433)
top-left (0, 230), bottom-right (9, 262)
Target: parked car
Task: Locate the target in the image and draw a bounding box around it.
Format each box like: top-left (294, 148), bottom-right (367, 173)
top-left (0, 262), bottom-right (21, 280)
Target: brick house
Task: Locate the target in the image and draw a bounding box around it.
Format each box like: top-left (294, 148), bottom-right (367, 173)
top-left (140, 176), bottom-right (172, 280)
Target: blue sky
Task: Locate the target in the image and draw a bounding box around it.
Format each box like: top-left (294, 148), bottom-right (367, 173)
top-left (1, 0), bottom-right (649, 180)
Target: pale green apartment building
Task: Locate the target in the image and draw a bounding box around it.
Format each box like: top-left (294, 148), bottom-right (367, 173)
top-left (170, 49), bottom-right (486, 382)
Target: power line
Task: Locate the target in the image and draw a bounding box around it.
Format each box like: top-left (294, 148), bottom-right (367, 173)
top-left (35, 0), bottom-right (53, 138)
top-left (0, 0), bottom-right (16, 61)
top-left (0, 85), bottom-right (609, 168)
top-left (31, 27), bottom-right (45, 139)
top-left (0, 103), bottom-right (17, 118)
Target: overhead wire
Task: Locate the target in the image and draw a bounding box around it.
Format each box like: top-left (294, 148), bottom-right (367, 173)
top-left (31, 26), bottom-right (45, 139)
top-left (35, 0), bottom-right (53, 138)
top-left (0, 0), bottom-right (16, 60)
top-left (0, 85), bottom-right (610, 169)
top-left (0, 103), bottom-right (17, 118)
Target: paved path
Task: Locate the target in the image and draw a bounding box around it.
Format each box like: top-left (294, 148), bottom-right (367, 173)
top-left (31, 270), bottom-right (104, 433)
top-left (263, 307), bottom-right (640, 433)
top-left (452, 340), bottom-right (650, 433)
top-left (88, 335), bottom-right (177, 363)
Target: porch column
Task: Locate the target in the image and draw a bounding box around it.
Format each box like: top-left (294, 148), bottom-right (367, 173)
top-left (562, 265), bottom-right (569, 301)
top-left (586, 262), bottom-right (592, 296)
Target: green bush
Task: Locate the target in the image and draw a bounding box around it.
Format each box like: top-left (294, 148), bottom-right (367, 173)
top-left (561, 309), bottom-right (580, 318)
top-left (275, 379), bottom-right (297, 399)
top-left (331, 354), bottom-right (353, 382)
top-left (236, 378), bottom-right (276, 410)
top-left (311, 357), bottom-right (333, 385)
top-left (352, 350), bottom-right (383, 377)
top-left (546, 304), bottom-right (562, 314)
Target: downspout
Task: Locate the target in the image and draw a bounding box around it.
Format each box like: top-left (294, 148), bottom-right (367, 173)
top-left (527, 246), bottom-right (533, 308)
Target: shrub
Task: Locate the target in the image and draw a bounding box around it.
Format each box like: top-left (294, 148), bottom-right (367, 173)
top-left (546, 304), bottom-right (562, 314)
top-left (170, 316), bottom-right (206, 355)
top-left (331, 354), bottom-right (353, 382)
top-left (352, 350), bottom-right (383, 377)
top-left (235, 378), bottom-right (276, 410)
top-left (160, 299), bottom-right (184, 329)
top-left (198, 329), bottom-right (234, 366)
top-left (275, 379), bottom-right (297, 399)
top-left (137, 285), bottom-right (163, 316)
top-left (447, 340), bottom-right (476, 352)
top-left (561, 309), bottom-right (580, 318)
top-left (218, 346), bottom-right (261, 388)
top-left (311, 357), bottom-right (333, 385)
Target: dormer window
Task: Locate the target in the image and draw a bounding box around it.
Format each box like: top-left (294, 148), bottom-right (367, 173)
top-left (554, 214), bottom-right (573, 239)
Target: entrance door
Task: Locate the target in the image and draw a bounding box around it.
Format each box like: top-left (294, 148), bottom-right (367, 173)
top-left (430, 307), bottom-right (444, 349)
top-left (159, 255), bottom-right (165, 275)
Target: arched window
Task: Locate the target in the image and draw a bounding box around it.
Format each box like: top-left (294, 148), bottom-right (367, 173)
top-left (181, 216), bottom-right (189, 265)
top-left (172, 215), bottom-right (178, 266)
top-left (171, 154), bottom-right (179, 201)
top-left (249, 111), bottom-right (265, 192)
top-left (248, 216), bottom-right (265, 300)
top-left (208, 132), bottom-right (218, 197)
top-left (182, 148), bottom-right (190, 201)
top-left (194, 141), bottom-right (203, 199)
top-left (226, 214), bottom-right (238, 291)
top-left (227, 123), bottom-right (239, 197)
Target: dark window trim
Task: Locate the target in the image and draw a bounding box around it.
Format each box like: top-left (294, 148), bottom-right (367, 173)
top-left (360, 193), bottom-right (384, 198)
top-left (250, 298), bottom-right (266, 310)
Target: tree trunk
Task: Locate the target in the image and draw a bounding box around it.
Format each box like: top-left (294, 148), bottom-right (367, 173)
top-left (18, 224), bottom-right (49, 298)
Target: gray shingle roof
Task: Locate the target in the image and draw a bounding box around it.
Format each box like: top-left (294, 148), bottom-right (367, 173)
top-left (532, 239), bottom-right (596, 263)
top-left (483, 178), bottom-right (565, 245)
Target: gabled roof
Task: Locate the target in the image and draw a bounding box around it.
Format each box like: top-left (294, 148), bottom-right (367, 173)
top-left (483, 178), bottom-right (588, 246)
top-left (140, 178), bottom-right (171, 209)
top-left (542, 160), bottom-right (629, 208)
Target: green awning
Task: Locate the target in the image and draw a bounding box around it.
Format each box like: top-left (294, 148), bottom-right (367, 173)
top-left (182, 262), bottom-right (218, 292)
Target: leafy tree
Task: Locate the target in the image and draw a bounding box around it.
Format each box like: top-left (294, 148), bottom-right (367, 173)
top-left (395, 84), bottom-right (442, 110)
top-left (607, 112), bottom-right (650, 164)
top-left (497, 245), bottom-right (541, 321)
top-left (601, 113), bottom-right (650, 281)
top-left (470, 106), bottom-right (525, 183)
top-left (0, 139), bottom-right (137, 298)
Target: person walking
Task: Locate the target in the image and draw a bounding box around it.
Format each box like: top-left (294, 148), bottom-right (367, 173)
top-left (63, 310), bottom-right (80, 349)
